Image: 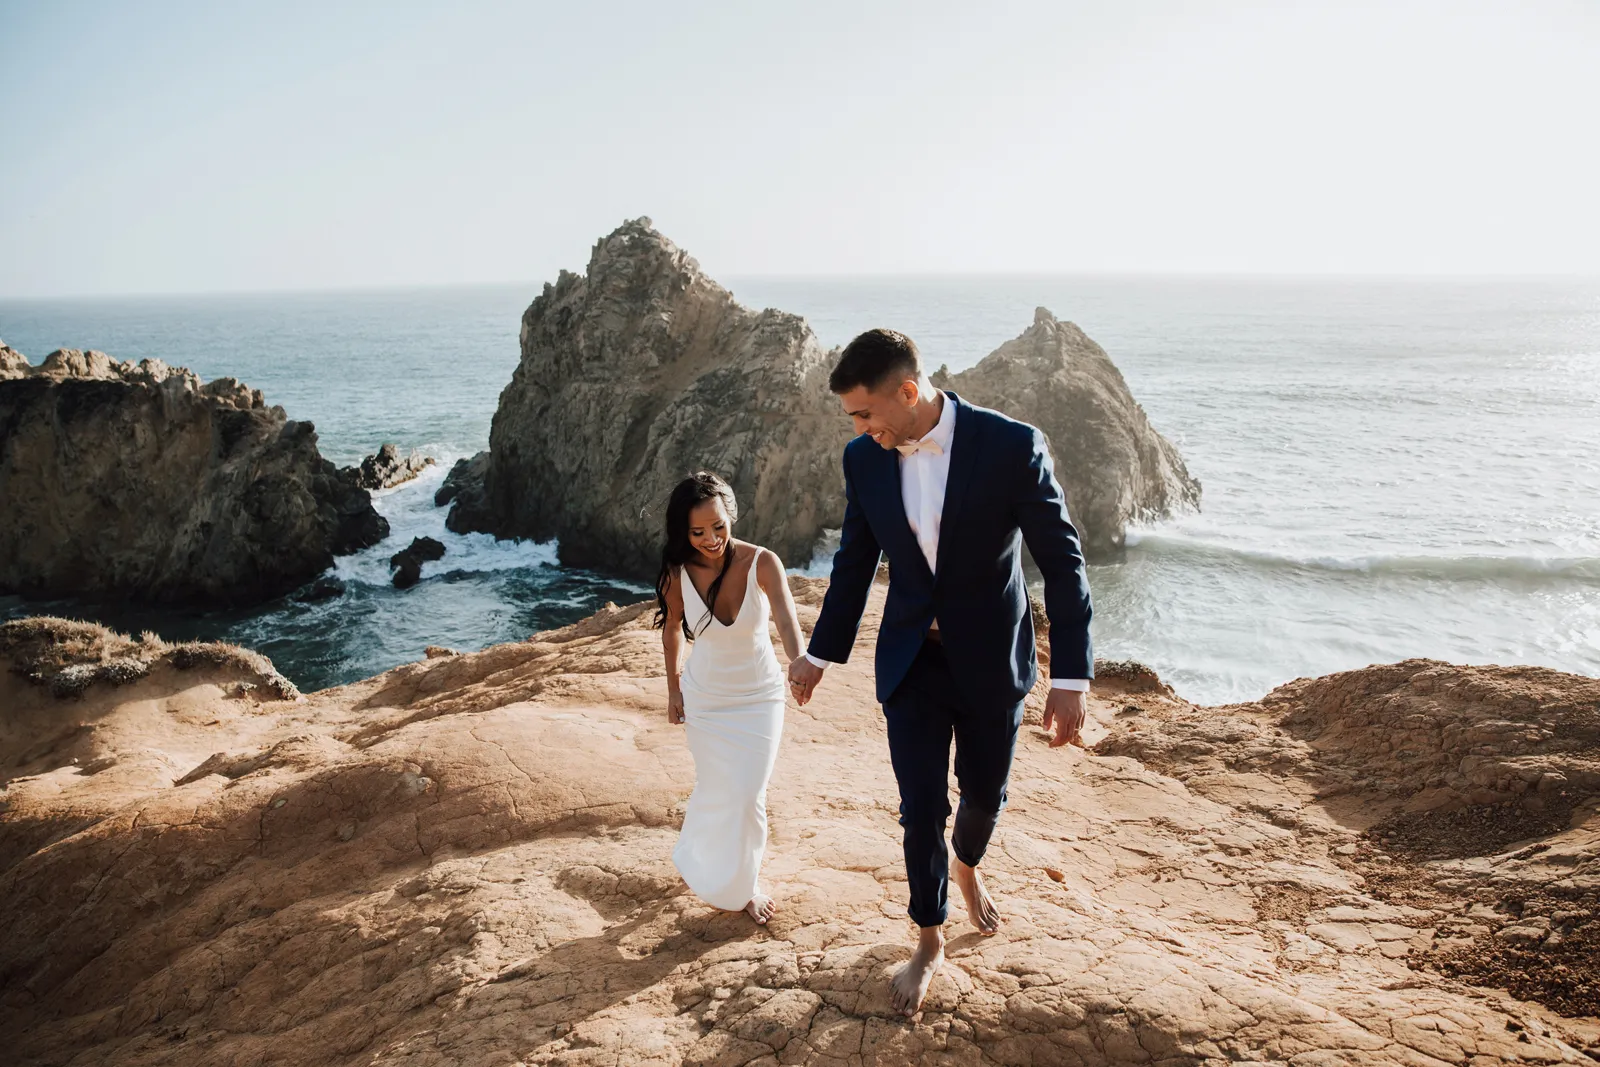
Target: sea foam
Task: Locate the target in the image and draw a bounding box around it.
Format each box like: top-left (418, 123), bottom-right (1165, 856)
top-left (333, 455), bottom-right (560, 587)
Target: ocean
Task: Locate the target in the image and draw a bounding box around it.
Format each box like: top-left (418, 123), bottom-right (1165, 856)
top-left (2, 277), bottom-right (1597, 705)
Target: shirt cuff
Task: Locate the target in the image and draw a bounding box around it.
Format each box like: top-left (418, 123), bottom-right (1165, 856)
top-left (1050, 678), bottom-right (1090, 692)
top-left (803, 652), bottom-right (835, 670)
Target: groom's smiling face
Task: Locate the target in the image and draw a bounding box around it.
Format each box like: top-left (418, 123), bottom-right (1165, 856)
top-left (838, 378), bottom-right (923, 450)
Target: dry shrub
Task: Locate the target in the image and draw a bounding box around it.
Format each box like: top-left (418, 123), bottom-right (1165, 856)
top-left (0, 616), bottom-right (298, 700)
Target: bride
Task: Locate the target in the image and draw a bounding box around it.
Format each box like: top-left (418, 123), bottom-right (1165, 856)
top-left (655, 471), bottom-right (809, 924)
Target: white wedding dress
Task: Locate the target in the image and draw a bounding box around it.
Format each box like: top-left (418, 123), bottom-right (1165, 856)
top-left (673, 557), bottom-right (787, 911)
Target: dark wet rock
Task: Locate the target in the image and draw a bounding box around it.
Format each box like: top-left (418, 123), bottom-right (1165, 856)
top-left (436, 451), bottom-right (490, 514)
top-left (292, 576), bottom-right (347, 603)
top-left (389, 536), bottom-right (447, 590)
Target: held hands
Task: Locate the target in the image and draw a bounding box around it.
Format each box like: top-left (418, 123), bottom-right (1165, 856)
top-left (1043, 688), bottom-right (1088, 748)
top-left (667, 688), bottom-right (686, 725)
top-left (787, 657), bottom-right (823, 706)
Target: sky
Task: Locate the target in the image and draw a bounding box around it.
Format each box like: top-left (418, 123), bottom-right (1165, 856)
top-left (2, 0), bottom-right (1597, 297)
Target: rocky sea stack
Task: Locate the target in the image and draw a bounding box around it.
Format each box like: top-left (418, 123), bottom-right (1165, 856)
top-left (933, 308), bottom-right (1201, 558)
top-left (446, 218), bottom-right (849, 579)
top-left (448, 220), bottom-right (1199, 578)
top-left (357, 442), bottom-right (435, 491)
top-left (0, 344), bottom-right (388, 606)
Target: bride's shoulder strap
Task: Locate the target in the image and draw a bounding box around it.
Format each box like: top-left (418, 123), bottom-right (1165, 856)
top-left (751, 544), bottom-right (781, 592)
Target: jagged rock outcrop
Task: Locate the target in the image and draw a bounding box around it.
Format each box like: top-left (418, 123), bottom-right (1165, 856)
top-left (2, 590), bottom-right (1597, 1064)
top-left (0, 339), bottom-right (28, 377)
top-left (357, 443), bottom-right (435, 491)
top-left (433, 451), bottom-right (488, 509)
top-left (450, 224), bottom-right (1198, 577)
top-left (932, 308), bottom-right (1201, 558)
top-left (389, 535), bottom-right (446, 590)
top-left (0, 347), bottom-right (388, 606)
top-left (446, 218), bottom-right (851, 579)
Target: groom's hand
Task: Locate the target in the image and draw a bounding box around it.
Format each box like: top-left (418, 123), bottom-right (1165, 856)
top-left (788, 657), bottom-right (823, 706)
top-left (1043, 688), bottom-right (1088, 748)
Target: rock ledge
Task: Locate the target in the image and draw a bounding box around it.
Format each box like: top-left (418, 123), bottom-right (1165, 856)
top-left (2, 591), bottom-right (1596, 1064)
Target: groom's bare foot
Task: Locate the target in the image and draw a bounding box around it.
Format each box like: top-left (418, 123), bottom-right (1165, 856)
top-left (951, 856), bottom-right (1000, 935)
top-left (891, 926), bottom-right (945, 1017)
top-left (744, 893), bottom-right (776, 924)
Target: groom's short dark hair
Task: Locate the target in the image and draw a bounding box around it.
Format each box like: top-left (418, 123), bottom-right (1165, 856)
top-left (829, 329), bottom-right (922, 394)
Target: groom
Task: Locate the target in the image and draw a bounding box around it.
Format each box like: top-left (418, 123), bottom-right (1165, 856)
top-left (787, 328), bottom-right (1092, 1016)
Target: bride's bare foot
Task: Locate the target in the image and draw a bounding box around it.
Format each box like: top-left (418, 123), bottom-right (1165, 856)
top-left (951, 856), bottom-right (1000, 935)
top-left (891, 926), bottom-right (945, 1017)
top-left (744, 893), bottom-right (776, 924)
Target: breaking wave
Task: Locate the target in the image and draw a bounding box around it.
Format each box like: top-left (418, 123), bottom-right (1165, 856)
top-left (1124, 529), bottom-right (1600, 585)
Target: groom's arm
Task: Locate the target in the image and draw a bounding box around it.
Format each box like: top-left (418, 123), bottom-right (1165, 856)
top-left (805, 448), bottom-right (882, 665)
top-left (1014, 427), bottom-right (1093, 682)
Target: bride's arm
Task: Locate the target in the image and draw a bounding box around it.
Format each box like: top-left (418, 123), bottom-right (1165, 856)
top-left (756, 548), bottom-right (806, 665)
top-left (662, 569), bottom-right (687, 724)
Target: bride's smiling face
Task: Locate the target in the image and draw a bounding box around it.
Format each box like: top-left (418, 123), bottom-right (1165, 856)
top-left (686, 497), bottom-right (732, 563)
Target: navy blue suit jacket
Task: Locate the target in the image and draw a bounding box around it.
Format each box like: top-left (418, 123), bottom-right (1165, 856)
top-left (807, 392), bottom-right (1094, 709)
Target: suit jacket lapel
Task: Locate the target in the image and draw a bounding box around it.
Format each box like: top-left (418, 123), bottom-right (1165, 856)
top-left (935, 392), bottom-right (980, 580)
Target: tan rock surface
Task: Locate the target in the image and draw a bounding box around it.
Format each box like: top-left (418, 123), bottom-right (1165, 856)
top-left (932, 309), bottom-right (1200, 559)
top-left (0, 340), bottom-right (29, 378)
top-left (3, 594), bottom-right (1598, 1065)
top-left (0, 348), bottom-right (388, 606)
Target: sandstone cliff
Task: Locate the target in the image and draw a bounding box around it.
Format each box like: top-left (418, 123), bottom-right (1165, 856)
top-left (447, 218), bottom-right (850, 579)
top-left (933, 309), bottom-right (1201, 558)
top-left (0, 346), bottom-right (387, 606)
top-left (2, 594), bottom-right (1597, 1065)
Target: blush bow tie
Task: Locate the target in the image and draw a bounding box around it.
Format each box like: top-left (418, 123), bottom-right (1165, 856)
top-left (896, 437), bottom-right (944, 457)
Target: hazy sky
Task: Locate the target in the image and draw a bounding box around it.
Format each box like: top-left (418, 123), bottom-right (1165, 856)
top-left (2, 0), bottom-right (1597, 296)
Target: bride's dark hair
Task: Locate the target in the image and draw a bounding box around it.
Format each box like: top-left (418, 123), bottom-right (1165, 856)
top-left (654, 471), bottom-right (740, 640)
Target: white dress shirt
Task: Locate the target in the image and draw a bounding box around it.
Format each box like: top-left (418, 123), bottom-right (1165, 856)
top-left (806, 390), bottom-right (1089, 693)
top-left (900, 386), bottom-right (957, 578)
